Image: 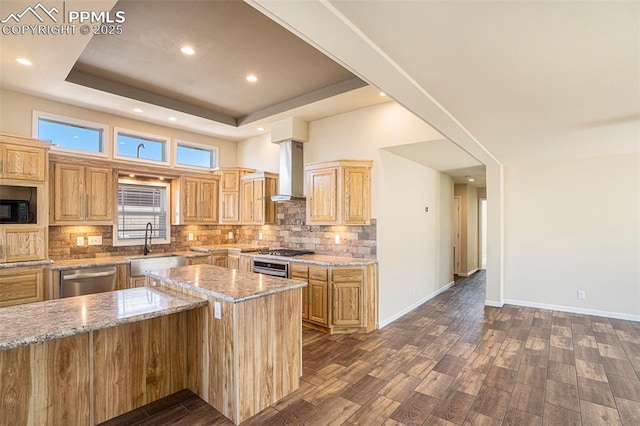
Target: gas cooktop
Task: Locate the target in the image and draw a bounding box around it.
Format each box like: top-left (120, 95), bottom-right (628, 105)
top-left (258, 249), bottom-right (314, 257)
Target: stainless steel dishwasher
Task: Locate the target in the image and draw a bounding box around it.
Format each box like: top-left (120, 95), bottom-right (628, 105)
top-left (59, 266), bottom-right (117, 298)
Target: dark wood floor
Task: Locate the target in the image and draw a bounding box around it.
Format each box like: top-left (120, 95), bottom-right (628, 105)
top-left (101, 271), bottom-right (640, 425)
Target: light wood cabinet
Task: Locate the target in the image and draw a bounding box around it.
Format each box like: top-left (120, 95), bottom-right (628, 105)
top-left (0, 142), bottom-right (46, 181)
top-left (178, 176), bottom-right (219, 224)
top-left (331, 268), bottom-right (364, 326)
top-left (211, 253), bottom-right (228, 267)
top-left (308, 266), bottom-right (329, 325)
top-left (239, 256), bottom-right (252, 273)
top-left (188, 255), bottom-right (211, 266)
top-left (227, 253), bottom-right (239, 270)
top-left (129, 276), bottom-right (146, 288)
top-left (0, 226), bottom-right (46, 262)
top-left (218, 168), bottom-right (255, 224)
top-left (239, 172), bottom-right (278, 224)
top-left (52, 163), bottom-right (113, 224)
top-left (0, 267), bottom-right (44, 307)
top-left (305, 160), bottom-right (372, 225)
top-left (290, 263), bottom-right (310, 320)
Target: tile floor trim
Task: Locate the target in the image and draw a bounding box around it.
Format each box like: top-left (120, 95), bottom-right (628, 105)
top-left (504, 298), bottom-right (640, 322)
top-left (379, 280), bottom-right (455, 328)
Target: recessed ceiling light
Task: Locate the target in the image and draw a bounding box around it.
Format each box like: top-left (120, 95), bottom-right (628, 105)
top-left (133, 108), bottom-right (143, 113)
top-left (15, 57), bottom-right (33, 66)
top-left (467, 177), bottom-right (475, 182)
top-left (379, 91), bottom-right (386, 97)
top-left (129, 174), bottom-right (135, 178)
top-left (181, 46), bottom-right (195, 55)
top-left (168, 116), bottom-right (177, 122)
top-left (257, 127), bottom-right (264, 132)
top-left (158, 177), bottom-right (165, 181)
top-left (246, 74), bottom-right (258, 83)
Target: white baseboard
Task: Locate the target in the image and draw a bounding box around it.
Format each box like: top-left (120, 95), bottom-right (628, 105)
top-left (504, 299), bottom-right (640, 322)
top-left (458, 268), bottom-right (479, 277)
top-left (379, 281), bottom-right (455, 328)
top-left (484, 300), bottom-right (504, 308)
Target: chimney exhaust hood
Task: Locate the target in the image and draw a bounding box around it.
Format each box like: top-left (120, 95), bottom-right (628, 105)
top-left (269, 118), bottom-right (308, 202)
top-left (271, 140), bottom-right (305, 202)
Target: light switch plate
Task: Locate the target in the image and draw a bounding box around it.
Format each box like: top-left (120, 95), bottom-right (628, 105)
top-left (258, 232), bottom-right (263, 240)
top-left (188, 233), bottom-right (194, 241)
top-left (87, 236), bottom-right (102, 246)
top-left (228, 232), bottom-right (233, 240)
top-left (76, 236), bottom-right (84, 246)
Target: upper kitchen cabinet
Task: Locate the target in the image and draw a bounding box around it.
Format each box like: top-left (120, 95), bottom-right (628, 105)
top-left (0, 134), bottom-right (50, 263)
top-left (51, 162), bottom-right (114, 224)
top-left (305, 160), bottom-right (372, 225)
top-left (171, 175), bottom-right (220, 225)
top-left (216, 167), bottom-right (255, 224)
top-left (240, 172), bottom-right (278, 224)
top-left (0, 134), bottom-right (48, 181)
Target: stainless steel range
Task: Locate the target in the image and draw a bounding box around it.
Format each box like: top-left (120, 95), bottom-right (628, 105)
top-left (252, 249), bottom-right (314, 277)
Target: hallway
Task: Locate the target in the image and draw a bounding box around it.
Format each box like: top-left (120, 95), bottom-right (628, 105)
top-left (103, 271), bottom-right (640, 425)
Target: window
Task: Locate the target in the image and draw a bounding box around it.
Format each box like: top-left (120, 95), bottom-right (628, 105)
top-left (175, 141), bottom-right (218, 170)
top-left (115, 129), bottom-right (168, 164)
top-left (114, 180), bottom-right (170, 246)
top-left (34, 112), bottom-right (107, 155)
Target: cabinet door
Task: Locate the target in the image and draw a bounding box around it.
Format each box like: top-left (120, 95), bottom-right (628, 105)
top-left (307, 168), bottom-right (337, 223)
top-left (0, 227), bottom-right (46, 262)
top-left (200, 179), bottom-right (219, 223)
top-left (85, 167), bottom-right (113, 221)
top-left (0, 267), bottom-right (43, 307)
top-left (291, 264), bottom-right (309, 320)
top-left (252, 179), bottom-right (264, 224)
top-left (1, 144), bottom-right (45, 181)
top-left (221, 170), bottom-right (240, 191)
top-left (240, 180), bottom-right (254, 223)
top-left (130, 277), bottom-right (146, 288)
top-left (212, 254), bottom-right (228, 268)
top-left (264, 177), bottom-right (277, 224)
top-left (308, 279), bottom-right (329, 325)
top-left (182, 177), bottom-right (200, 222)
top-left (239, 256), bottom-right (252, 273)
top-left (332, 282), bottom-right (364, 326)
top-left (54, 163), bottom-right (85, 221)
top-left (227, 256), bottom-right (239, 270)
top-left (221, 192), bottom-right (239, 223)
top-left (343, 167), bottom-right (370, 224)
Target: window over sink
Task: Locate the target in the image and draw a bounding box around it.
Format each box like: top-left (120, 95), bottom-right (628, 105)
top-left (114, 128), bottom-right (168, 165)
top-left (114, 179), bottom-right (170, 246)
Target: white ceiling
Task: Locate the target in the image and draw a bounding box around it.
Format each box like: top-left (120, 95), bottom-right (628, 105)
top-left (250, 0), bottom-right (640, 166)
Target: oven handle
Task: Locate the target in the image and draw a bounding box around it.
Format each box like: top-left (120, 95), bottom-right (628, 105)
top-left (62, 271), bottom-right (116, 280)
top-left (253, 266), bottom-right (288, 278)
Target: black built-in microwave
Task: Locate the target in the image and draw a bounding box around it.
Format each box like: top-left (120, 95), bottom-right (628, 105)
top-left (0, 199), bottom-right (30, 223)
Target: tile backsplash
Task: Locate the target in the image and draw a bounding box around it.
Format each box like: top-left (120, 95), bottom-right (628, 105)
top-left (48, 200), bottom-right (376, 260)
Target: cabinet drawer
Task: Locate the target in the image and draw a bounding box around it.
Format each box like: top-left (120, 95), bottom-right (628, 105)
top-left (309, 266), bottom-right (328, 281)
top-left (291, 263), bottom-right (308, 278)
top-left (0, 267), bottom-right (44, 307)
top-left (332, 268), bottom-right (363, 282)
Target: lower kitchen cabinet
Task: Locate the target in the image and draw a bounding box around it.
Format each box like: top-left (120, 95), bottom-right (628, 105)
top-left (291, 262), bottom-right (377, 334)
top-left (130, 276), bottom-right (146, 288)
top-left (0, 267), bottom-right (44, 307)
top-left (227, 253), bottom-right (239, 270)
top-left (239, 256), bottom-right (252, 273)
top-left (211, 253), bottom-right (228, 268)
top-left (188, 256), bottom-right (211, 266)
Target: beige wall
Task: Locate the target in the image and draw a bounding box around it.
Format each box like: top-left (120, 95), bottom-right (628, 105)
top-left (236, 133), bottom-right (279, 173)
top-left (0, 89), bottom-right (238, 167)
top-left (504, 153), bottom-right (640, 316)
top-left (238, 102), bottom-right (455, 325)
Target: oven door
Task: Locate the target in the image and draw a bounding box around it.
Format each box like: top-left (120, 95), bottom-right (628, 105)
top-left (253, 259), bottom-right (289, 278)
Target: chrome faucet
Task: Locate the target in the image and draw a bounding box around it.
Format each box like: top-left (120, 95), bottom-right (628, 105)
top-left (143, 222), bottom-right (152, 255)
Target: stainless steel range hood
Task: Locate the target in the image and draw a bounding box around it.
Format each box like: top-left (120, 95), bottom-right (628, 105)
top-left (270, 140), bottom-right (305, 202)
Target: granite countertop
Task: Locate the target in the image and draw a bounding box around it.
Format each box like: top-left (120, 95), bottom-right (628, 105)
top-left (0, 259), bottom-right (54, 269)
top-left (241, 252), bottom-right (378, 266)
top-left (190, 244), bottom-right (269, 253)
top-left (0, 287), bottom-right (207, 351)
top-left (46, 251), bottom-right (210, 271)
top-left (146, 264), bottom-right (307, 303)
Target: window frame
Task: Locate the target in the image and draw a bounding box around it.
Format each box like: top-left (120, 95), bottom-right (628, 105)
top-left (174, 139), bottom-right (219, 171)
top-left (113, 178), bottom-right (171, 247)
top-left (32, 111), bottom-right (109, 158)
top-left (113, 127), bottom-right (170, 166)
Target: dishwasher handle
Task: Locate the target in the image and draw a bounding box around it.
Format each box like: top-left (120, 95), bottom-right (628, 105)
top-left (62, 270), bottom-right (116, 280)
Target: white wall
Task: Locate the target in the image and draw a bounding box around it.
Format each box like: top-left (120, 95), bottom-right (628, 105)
top-left (236, 134), bottom-right (279, 173)
top-left (504, 153), bottom-right (640, 317)
top-left (238, 102), bottom-right (455, 326)
top-left (0, 89), bottom-right (238, 167)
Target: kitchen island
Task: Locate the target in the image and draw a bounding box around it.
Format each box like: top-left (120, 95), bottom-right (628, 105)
top-left (145, 264), bottom-right (307, 425)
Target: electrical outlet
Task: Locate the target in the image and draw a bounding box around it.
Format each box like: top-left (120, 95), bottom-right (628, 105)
top-left (577, 290), bottom-right (586, 300)
top-left (188, 233), bottom-right (194, 241)
top-left (76, 236), bottom-right (85, 246)
top-left (334, 235), bottom-right (341, 244)
top-left (87, 236), bottom-right (102, 246)
top-left (258, 232), bottom-right (263, 240)
top-left (228, 231), bottom-right (234, 240)
top-left (214, 302), bottom-right (221, 319)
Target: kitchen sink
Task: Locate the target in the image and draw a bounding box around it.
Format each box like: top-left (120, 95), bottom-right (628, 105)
top-left (129, 254), bottom-right (187, 277)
